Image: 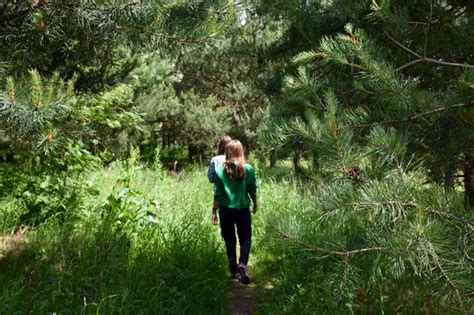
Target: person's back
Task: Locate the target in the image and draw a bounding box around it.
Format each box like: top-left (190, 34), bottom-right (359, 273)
top-left (208, 154), bottom-right (225, 183)
top-left (214, 163), bottom-right (256, 210)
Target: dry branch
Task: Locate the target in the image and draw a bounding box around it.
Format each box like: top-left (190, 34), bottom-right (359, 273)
top-left (385, 33), bottom-right (474, 71)
top-left (275, 230), bottom-right (384, 257)
top-left (353, 101), bottom-right (474, 129)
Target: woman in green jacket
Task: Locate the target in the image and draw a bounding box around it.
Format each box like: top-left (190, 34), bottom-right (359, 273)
top-left (212, 140), bottom-right (257, 284)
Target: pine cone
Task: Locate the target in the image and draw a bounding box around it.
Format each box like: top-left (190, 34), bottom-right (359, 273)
top-left (348, 165), bottom-right (361, 181)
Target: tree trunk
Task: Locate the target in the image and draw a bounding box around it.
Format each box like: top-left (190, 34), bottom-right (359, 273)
top-left (5, 150), bottom-right (14, 163)
top-left (293, 150), bottom-right (302, 174)
top-left (270, 151), bottom-right (276, 168)
top-left (465, 154), bottom-right (474, 209)
top-left (443, 162), bottom-right (455, 191)
top-left (312, 150), bottom-right (320, 173)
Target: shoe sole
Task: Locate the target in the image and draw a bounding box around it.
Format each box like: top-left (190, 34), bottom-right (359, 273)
top-left (237, 266), bottom-right (250, 284)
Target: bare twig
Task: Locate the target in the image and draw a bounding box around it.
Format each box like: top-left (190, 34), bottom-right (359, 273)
top-left (385, 33), bottom-right (474, 71)
top-left (353, 101), bottom-right (474, 128)
top-left (396, 59), bottom-right (425, 71)
top-left (459, 116), bottom-right (474, 127)
top-left (386, 33), bottom-right (422, 58)
top-left (275, 231), bottom-right (384, 257)
top-left (410, 102), bottom-right (472, 120)
top-left (398, 57), bottom-right (474, 71)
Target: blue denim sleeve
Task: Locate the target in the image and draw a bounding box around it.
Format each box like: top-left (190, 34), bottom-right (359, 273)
top-left (207, 159), bottom-right (215, 183)
top-left (214, 171), bottom-right (224, 201)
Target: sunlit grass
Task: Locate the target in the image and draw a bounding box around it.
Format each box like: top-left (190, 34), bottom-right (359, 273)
top-left (1, 162), bottom-right (472, 314)
top-left (0, 164), bottom-right (229, 314)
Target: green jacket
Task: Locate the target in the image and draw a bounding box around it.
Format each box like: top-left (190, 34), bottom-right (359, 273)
top-left (214, 164), bottom-right (257, 209)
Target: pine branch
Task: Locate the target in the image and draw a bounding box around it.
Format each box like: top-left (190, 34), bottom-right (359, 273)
top-left (0, 95), bottom-right (46, 140)
top-left (275, 230), bottom-right (385, 257)
top-left (385, 33), bottom-right (474, 71)
top-left (353, 101), bottom-right (474, 129)
top-left (339, 255), bottom-right (350, 293)
top-left (435, 259), bottom-right (466, 314)
top-left (1, 0), bottom-right (48, 24)
top-left (323, 200), bottom-right (474, 226)
top-left (87, 1), bottom-right (140, 12)
top-left (424, 207), bottom-right (474, 226)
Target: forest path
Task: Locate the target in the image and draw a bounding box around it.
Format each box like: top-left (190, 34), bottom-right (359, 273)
top-left (225, 264), bottom-right (274, 315)
top-left (227, 282), bottom-right (257, 315)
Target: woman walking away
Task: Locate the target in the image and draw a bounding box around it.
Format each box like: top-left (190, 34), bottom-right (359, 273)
top-left (212, 140), bottom-right (257, 284)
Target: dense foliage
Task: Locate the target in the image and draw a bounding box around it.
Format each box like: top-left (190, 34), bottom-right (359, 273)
top-left (1, 162), bottom-right (228, 313)
top-left (1, 0), bottom-right (473, 314)
top-left (260, 0), bottom-right (474, 203)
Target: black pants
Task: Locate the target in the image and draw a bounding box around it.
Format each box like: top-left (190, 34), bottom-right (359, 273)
top-left (219, 206), bottom-right (252, 275)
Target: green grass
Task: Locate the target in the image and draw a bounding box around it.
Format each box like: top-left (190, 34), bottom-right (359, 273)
top-left (1, 162), bottom-right (473, 314)
top-left (0, 163), bottom-right (229, 314)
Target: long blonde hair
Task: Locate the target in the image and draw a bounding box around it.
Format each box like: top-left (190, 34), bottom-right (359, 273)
top-left (224, 140), bottom-right (246, 180)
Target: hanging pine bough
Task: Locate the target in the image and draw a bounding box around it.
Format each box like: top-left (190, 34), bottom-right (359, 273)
top-left (0, 95), bottom-right (45, 141)
top-left (261, 74), bottom-right (473, 312)
top-left (0, 71), bottom-right (76, 154)
top-left (264, 168), bottom-right (473, 313)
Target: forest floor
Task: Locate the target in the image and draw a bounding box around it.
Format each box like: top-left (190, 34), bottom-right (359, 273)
top-left (223, 248), bottom-right (259, 314)
top-left (0, 165), bottom-right (295, 314)
top-left (0, 227), bottom-right (27, 259)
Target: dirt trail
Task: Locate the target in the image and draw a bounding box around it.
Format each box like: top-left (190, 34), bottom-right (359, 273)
top-left (0, 227), bottom-right (28, 259)
top-left (227, 282), bottom-right (257, 315)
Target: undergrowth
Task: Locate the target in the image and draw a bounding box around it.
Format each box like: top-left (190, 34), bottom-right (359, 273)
top-left (255, 172), bottom-right (474, 314)
top-left (0, 162), bottom-right (228, 314)
top-left (1, 160), bottom-right (473, 314)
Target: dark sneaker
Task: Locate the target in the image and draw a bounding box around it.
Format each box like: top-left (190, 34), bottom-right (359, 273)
top-left (231, 273), bottom-right (240, 283)
top-left (237, 265), bottom-right (250, 284)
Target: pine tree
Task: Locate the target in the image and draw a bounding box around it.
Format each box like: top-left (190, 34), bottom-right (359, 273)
top-left (131, 53), bottom-right (231, 162)
top-left (0, 0), bottom-right (235, 91)
top-left (0, 0), bottom-right (237, 161)
top-left (262, 0), bottom-right (474, 206)
top-left (259, 1), bottom-right (474, 312)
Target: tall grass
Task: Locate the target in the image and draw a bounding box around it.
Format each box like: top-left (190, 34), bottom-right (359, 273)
top-left (2, 161), bottom-right (473, 314)
top-left (0, 162), bottom-right (229, 314)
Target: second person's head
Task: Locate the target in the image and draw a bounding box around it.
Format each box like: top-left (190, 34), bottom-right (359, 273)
top-left (218, 135), bottom-right (232, 155)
